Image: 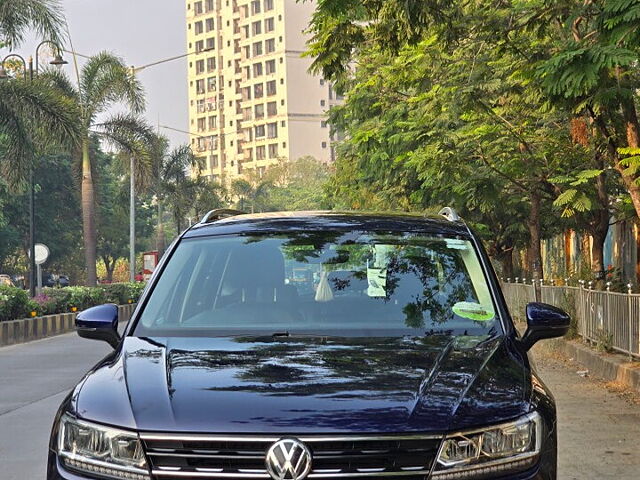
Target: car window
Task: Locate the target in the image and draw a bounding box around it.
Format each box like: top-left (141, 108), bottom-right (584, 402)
top-left (134, 232), bottom-right (500, 337)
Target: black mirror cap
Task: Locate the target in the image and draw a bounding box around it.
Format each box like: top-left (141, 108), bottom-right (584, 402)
top-left (75, 304), bottom-right (121, 349)
top-left (520, 302), bottom-right (571, 351)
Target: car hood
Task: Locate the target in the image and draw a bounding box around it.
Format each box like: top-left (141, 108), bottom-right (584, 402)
top-left (73, 335), bottom-right (532, 434)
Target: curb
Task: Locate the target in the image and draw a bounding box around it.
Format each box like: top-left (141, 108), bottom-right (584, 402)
top-left (0, 304), bottom-right (136, 348)
top-left (537, 337), bottom-right (640, 393)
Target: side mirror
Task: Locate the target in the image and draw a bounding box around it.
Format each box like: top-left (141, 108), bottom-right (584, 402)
top-left (75, 304), bottom-right (121, 349)
top-left (520, 302), bottom-right (570, 351)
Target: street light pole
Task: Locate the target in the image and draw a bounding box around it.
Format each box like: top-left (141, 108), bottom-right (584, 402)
top-left (130, 156), bottom-right (136, 282)
top-left (124, 48), bottom-right (213, 282)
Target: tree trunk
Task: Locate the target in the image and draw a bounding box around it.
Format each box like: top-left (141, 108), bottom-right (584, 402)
top-left (81, 140), bottom-right (97, 286)
top-left (156, 201), bottom-right (165, 257)
top-left (499, 250), bottom-right (514, 279)
top-left (619, 101), bottom-right (640, 217)
top-left (526, 190), bottom-right (544, 279)
top-left (103, 255), bottom-right (115, 283)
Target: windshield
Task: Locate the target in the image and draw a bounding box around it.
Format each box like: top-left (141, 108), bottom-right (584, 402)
top-left (134, 232), bottom-right (500, 338)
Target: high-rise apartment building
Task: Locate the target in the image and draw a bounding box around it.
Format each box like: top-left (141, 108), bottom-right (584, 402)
top-left (186, 0), bottom-right (340, 182)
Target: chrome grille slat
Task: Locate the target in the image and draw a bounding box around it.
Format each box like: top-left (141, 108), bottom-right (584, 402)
top-left (142, 433), bottom-right (442, 479)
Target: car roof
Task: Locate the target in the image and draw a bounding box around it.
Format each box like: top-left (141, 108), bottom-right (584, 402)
top-left (183, 210), bottom-right (471, 239)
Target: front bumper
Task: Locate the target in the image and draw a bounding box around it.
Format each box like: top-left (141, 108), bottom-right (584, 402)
top-left (47, 451), bottom-right (555, 480)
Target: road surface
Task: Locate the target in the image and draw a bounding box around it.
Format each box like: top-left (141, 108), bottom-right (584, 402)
top-left (0, 332), bottom-right (638, 479)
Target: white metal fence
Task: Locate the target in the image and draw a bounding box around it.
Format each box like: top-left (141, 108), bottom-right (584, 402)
top-left (501, 282), bottom-right (640, 359)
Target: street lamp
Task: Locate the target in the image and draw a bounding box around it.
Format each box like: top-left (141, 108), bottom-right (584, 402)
top-left (126, 48), bottom-right (213, 282)
top-left (0, 42), bottom-right (67, 297)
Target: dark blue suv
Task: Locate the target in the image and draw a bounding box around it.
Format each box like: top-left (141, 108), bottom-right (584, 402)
top-left (47, 210), bottom-right (569, 480)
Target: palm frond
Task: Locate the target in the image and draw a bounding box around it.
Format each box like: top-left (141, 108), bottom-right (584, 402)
top-left (0, 0), bottom-right (65, 48)
top-left (94, 113), bottom-right (156, 191)
top-left (80, 52), bottom-right (145, 120)
top-left (0, 79), bottom-right (80, 186)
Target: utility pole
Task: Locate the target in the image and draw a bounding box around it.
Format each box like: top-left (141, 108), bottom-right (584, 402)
top-left (130, 156), bottom-right (136, 282)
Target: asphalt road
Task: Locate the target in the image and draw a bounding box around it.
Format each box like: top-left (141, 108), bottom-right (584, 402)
top-left (0, 332), bottom-right (638, 479)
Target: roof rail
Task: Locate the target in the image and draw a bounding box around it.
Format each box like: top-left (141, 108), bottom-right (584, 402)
top-left (199, 208), bottom-right (246, 224)
top-left (438, 207), bottom-right (461, 222)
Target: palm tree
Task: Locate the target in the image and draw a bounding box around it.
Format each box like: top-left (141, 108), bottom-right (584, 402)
top-left (156, 144), bottom-right (205, 235)
top-left (41, 53), bottom-right (153, 285)
top-left (230, 177), bottom-right (271, 213)
top-left (0, 0), bottom-right (64, 48)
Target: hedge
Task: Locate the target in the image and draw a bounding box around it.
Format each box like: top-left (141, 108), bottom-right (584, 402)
top-left (0, 283), bottom-right (146, 322)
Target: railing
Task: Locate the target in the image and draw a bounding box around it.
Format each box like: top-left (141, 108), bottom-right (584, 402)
top-left (501, 282), bottom-right (640, 359)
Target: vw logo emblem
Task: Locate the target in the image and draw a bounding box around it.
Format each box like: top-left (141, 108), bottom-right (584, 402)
top-left (266, 438), bottom-right (312, 480)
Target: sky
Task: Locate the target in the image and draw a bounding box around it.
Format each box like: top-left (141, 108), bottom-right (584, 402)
top-left (17, 0), bottom-right (189, 147)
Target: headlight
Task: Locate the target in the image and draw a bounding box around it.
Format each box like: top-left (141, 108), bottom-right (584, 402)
top-left (58, 413), bottom-right (150, 480)
top-left (432, 411), bottom-right (542, 479)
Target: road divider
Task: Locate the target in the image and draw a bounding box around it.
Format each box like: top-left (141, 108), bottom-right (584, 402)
top-left (0, 304), bottom-right (136, 348)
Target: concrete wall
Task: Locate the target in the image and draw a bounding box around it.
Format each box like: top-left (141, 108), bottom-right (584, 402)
top-left (0, 304), bottom-right (136, 348)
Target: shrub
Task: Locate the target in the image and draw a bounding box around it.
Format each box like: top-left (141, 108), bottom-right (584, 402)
top-left (0, 286), bottom-right (31, 321)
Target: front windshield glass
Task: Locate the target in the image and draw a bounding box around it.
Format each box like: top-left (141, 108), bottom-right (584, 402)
top-left (134, 232), bottom-right (500, 337)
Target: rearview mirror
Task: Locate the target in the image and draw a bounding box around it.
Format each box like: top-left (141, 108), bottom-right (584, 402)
top-left (75, 304), bottom-right (121, 349)
top-left (520, 302), bottom-right (570, 351)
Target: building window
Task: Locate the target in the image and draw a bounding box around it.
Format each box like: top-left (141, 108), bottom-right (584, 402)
top-left (255, 104), bottom-right (265, 119)
top-left (243, 65), bottom-right (251, 80)
top-left (252, 20), bottom-right (262, 35)
top-left (208, 115), bottom-right (217, 129)
top-left (210, 154), bottom-right (218, 168)
top-left (195, 40), bottom-right (204, 52)
top-left (243, 45), bottom-right (251, 59)
top-left (267, 122), bottom-right (278, 138)
top-left (243, 86), bottom-right (252, 101)
top-left (207, 57), bottom-right (216, 71)
top-left (321, 121), bottom-right (327, 128)
top-left (205, 18), bottom-right (215, 32)
top-left (256, 145), bottom-right (266, 160)
top-left (320, 99), bottom-right (326, 106)
top-left (265, 0), bottom-right (274, 11)
top-left (195, 59), bottom-right (205, 74)
top-left (205, 0), bottom-right (214, 12)
top-left (194, 1), bottom-right (203, 14)
top-left (196, 79), bottom-right (205, 94)
top-left (265, 59), bottom-right (276, 74)
top-left (281, 120), bottom-right (285, 127)
top-left (197, 117), bottom-right (206, 132)
top-left (251, 0), bottom-right (261, 14)
top-left (268, 143), bottom-right (278, 158)
top-left (246, 148), bottom-right (253, 160)
top-left (207, 76), bottom-right (217, 91)
top-left (206, 37), bottom-right (215, 50)
top-left (196, 98), bottom-right (205, 113)
top-left (242, 24), bottom-right (249, 38)
top-left (243, 107), bottom-right (252, 120)
top-left (195, 21), bottom-right (203, 34)
top-left (255, 124), bottom-right (265, 138)
top-left (266, 80), bottom-right (276, 96)
top-left (265, 17), bottom-right (275, 32)
top-left (267, 101), bottom-right (277, 116)
top-left (265, 38), bottom-right (275, 53)
top-left (320, 79), bottom-right (325, 85)
top-left (322, 141), bottom-right (327, 148)
top-left (254, 83), bottom-right (264, 98)
top-left (253, 41), bottom-right (263, 56)
top-left (253, 62), bottom-right (263, 77)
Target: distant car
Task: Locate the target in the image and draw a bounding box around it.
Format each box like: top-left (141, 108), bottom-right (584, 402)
top-left (58, 275), bottom-right (70, 287)
top-left (48, 210), bottom-right (570, 480)
top-left (0, 274), bottom-right (14, 287)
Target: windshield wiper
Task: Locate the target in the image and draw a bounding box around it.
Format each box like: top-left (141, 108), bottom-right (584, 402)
top-left (271, 331), bottom-right (330, 340)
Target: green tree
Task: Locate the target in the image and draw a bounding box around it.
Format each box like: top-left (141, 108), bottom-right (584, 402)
top-left (0, 0), bottom-right (64, 48)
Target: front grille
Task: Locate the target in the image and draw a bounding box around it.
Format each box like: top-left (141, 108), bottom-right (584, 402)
top-left (140, 433), bottom-right (443, 479)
